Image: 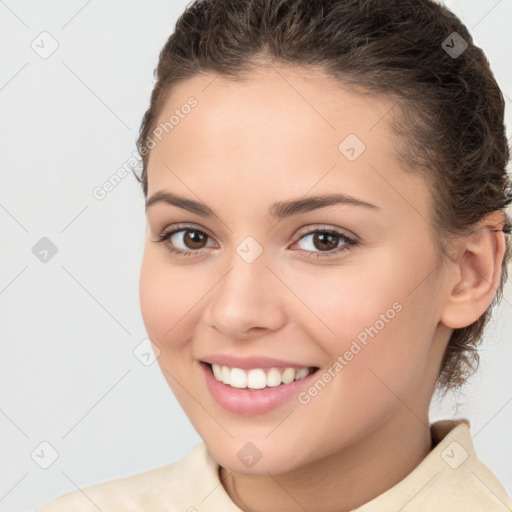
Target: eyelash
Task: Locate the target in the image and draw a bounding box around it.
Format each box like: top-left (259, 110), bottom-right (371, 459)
top-left (152, 223), bottom-right (359, 260)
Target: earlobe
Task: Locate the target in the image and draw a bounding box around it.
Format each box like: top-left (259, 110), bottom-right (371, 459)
top-left (440, 212), bottom-right (507, 330)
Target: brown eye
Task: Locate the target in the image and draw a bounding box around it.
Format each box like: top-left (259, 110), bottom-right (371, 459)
top-left (181, 229), bottom-right (209, 250)
top-left (153, 225), bottom-right (215, 258)
top-left (295, 228), bottom-right (356, 256)
top-left (153, 223), bottom-right (358, 260)
top-left (310, 231), bottom-right (340, 251)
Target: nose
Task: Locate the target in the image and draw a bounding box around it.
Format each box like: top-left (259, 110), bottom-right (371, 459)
top-left (203, 252), bottom-right (287, 341)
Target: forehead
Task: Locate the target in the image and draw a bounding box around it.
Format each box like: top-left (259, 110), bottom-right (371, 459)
top-left (146, 64), bottom-right (429, 224)
top-left (152, 64), bottom-right (399, 156)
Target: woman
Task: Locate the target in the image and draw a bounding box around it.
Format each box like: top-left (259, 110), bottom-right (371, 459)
top-left (37, 0), bottom-right (512, 510)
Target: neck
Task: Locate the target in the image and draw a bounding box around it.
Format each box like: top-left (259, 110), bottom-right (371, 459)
top-left (220, 409), bottom-right (433, 512)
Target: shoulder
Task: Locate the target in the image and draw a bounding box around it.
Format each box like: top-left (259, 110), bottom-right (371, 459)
top-left (428, 419), bottom-right (512, 510)
top-left (404, 420), bottom-right (512, 511)
top-left (356, 419), bottom-right (512, 512)
top-left (35, 443), bottom-right (217, 512)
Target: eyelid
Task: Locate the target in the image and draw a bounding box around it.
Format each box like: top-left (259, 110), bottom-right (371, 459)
top-left (294, 223), bottom-right (356, 240)
top-left (154, 222), bottom-right (216, 243)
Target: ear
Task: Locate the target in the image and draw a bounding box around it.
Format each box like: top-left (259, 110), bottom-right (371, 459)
top-left (440, 211), bottom-right (507, 330)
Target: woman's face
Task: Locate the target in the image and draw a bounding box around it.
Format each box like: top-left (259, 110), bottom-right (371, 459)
top-left (139, 65), bottom-right (452, 474)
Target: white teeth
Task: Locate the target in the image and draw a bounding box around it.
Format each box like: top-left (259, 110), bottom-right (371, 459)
top-left (229, 368), bottom-right (247, 388)
top-left (266, 368), bottom-right (282, 387)
top-left (221, 365), bottom-right (231, 385)
top-left (294, 367), bottom-right (309, 380)
top-left (247, 368), bottom-right (267, 389)
top-left (210, 364), bottom-right (313, 390)
top-left (281, 367), bottom-right (295, 384)
top-left (212, 364), bottom-right (223, 381)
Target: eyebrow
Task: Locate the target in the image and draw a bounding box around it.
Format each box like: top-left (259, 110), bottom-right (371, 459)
top-left (145, 190), bottom-right (381, 220)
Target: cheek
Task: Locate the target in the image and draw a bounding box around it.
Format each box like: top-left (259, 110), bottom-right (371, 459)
top-left (139, 250), bottom-right (205, 407)
top-left (289, 279), bottom-right (436, 454)
top-left (139, 248), bottom-right (201, 351)
top-left (289, 257), bottom-right (405, 349)
top-left (294, 250), bottom-right (437, 394)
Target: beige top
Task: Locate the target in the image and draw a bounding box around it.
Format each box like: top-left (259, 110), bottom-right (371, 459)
top-left (36, 419), bottom-right (512, 511)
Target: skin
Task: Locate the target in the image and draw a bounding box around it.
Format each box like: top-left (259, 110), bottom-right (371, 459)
top-left (139, 64), bottom-right (506, 512)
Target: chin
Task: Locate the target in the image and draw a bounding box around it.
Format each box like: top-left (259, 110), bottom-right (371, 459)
top-left (204, 437), bottom-right (309, 476)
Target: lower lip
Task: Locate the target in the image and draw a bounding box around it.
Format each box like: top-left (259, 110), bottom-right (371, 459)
top-left (200, 362), bottom-right (319, 415)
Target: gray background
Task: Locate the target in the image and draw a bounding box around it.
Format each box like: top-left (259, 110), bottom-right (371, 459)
top-left (0, 1), bottom-right (511, 510)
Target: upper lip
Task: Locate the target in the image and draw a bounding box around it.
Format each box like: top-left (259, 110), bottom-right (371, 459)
top-left (200, 354), bottom-right (318, 370)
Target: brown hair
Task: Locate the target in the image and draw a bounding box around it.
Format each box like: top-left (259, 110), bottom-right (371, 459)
top-left (133, 0), bottom-right (511, 393)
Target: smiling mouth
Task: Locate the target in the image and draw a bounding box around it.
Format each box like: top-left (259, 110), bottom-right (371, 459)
top-left (202, 361), bottom-right (319, 391)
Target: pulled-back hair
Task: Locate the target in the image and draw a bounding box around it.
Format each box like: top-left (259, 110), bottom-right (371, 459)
top-left (134, 0), bottom-right (511, 392)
